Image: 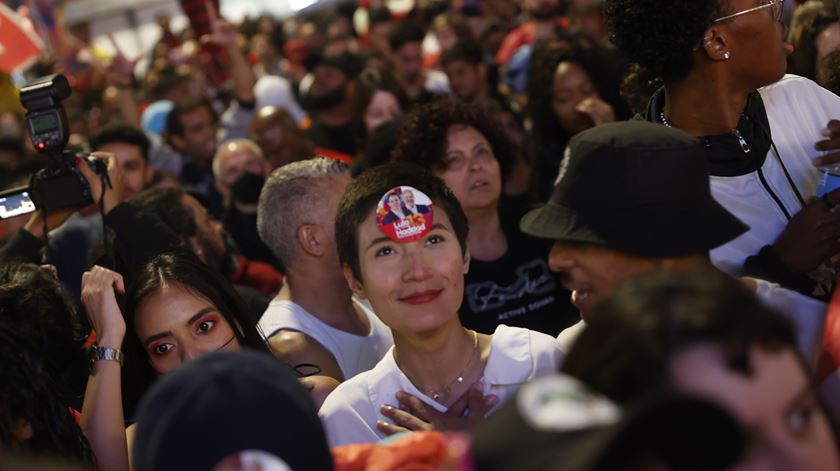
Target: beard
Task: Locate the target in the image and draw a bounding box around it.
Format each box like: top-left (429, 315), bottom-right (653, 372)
top-left (300, 85), bottom-right (348, 111)
top-left (530, 2), bottom-right (559, 21)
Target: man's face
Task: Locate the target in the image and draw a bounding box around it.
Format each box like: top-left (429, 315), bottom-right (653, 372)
top-left (444, 59), bottom-right (482, 102)
top-left (394, 42), bottom-right (423, 84)
top-left (98, 142), bottom-right (152, 201)
top-left (252, 117), bottom-right (312, 169)
top-left (217, 145), bottom-right (268, 196)
top-left (403, 191), bottom-right (415, 208)
top-left (181, 194), bottom-right (226, 269)
top-left (175, 106), bottom-right (218, 164)
top-left (547, 240), bottom-right (661, 316)
top-left (310, 65), bottom-right (348, 100)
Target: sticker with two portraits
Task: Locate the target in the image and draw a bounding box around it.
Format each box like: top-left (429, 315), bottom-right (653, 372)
top-left (375, 186), bottom-right (434, 243)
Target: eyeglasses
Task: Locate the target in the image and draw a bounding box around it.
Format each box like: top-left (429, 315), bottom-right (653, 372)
top-left (712, 0), bottom-right (785, 23)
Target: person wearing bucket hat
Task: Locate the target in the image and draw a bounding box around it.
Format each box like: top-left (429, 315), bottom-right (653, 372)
top-left (132, 350), bottom-right (333, 471)
top-left (521, 121), bottom-right (827, 363)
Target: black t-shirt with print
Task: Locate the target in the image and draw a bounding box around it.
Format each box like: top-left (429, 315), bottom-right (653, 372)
top-left (459, 225), bottom-right (579, 336)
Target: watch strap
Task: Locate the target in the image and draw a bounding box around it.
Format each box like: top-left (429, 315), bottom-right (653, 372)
top-left (90, 344), bottom-right (124, 367)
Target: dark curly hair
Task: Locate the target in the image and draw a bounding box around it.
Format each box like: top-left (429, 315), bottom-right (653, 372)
top-left (603, 0), bottom-right (726, 80)
top-left (0, 262), bottom-right (88, 380)
top-left (390, 98), bottom-right (514, 179)
top-left (0, 316), bottom-right (94, 465)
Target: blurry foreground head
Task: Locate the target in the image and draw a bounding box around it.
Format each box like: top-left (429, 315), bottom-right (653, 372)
top-left (563, 269), bottom-right (840, 470)
top-left (133, 350), bottom-right (333, 471)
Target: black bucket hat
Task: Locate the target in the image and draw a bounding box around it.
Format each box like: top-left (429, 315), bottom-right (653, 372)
top-left (132, 351), bottom-right (333, 471)
top-left (520, 121), bottom-right (748, 258)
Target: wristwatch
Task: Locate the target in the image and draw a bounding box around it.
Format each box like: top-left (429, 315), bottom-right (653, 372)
top-left (89, 344), bottom-right (124, 368)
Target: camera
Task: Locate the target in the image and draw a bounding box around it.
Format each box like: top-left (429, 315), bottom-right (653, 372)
top-left (20, 74), bottom-right (107, 213)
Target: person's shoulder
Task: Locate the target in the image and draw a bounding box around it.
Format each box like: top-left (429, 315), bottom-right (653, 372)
top-left (319, 369), bottom-right (375, 415)
top-left (491, 325), bottom-right (562, 356)
top-left (759, 74), bottom-right (827, 98)
top-left (258, 300), bottom-right (304, 335)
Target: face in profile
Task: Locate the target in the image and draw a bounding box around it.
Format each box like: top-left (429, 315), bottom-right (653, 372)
top-left (547, 240), bottom-right (661, 316)
top-left (669, 344), bottom-right (840, 470)
top-left (134, 283), bottom-right (240, 374)
top-left (348, 205), bottom-right (469, 337)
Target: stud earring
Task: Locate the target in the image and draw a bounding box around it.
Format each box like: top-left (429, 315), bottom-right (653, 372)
top-left (723, 51), bottom-right (731, 60)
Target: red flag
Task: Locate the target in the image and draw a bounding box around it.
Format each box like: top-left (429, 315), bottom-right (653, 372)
top-left (819, 286), bottom-right (840, 423)
top-left (0, 3), bottom-right (44, 73)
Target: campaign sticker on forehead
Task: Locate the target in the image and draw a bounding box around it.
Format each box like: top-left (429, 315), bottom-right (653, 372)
top-left (375, 186), bottom-right (434, 243)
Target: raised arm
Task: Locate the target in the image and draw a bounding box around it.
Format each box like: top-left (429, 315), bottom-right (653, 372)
top-left (80, 265), bottom-right (129, 471)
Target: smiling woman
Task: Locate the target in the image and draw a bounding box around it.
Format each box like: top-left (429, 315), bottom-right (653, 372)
top-left (318, 162), bottom-right (563, 447)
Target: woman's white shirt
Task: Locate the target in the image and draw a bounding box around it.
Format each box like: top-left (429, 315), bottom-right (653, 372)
top-left (318, 325), bottom-right (564, 446)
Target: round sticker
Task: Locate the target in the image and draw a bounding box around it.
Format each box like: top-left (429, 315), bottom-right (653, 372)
top-left (516, 375), bottom-right (620, 432)
top-left (376, 186), bottom-right (434, 243)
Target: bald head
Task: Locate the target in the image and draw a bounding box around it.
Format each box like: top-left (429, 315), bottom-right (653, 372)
top-left (250, 106), bottom-right (315, 169)
top-left (212, 139), bottom-right (269, 201)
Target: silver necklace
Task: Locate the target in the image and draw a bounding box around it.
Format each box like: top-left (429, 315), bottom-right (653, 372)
top-left (660, 110), bottom-right (750, 154)
top-left (427, 330), bottom-right (479, 401)
top-left (398, 330), bottom-right (480, 402)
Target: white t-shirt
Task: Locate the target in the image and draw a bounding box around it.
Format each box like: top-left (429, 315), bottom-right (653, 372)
top-left (257, 297), bottom-right (393, 380)
top-left (751, 278), bottom-right (827, 367)
top-left (318, 325), bottom-right (564, 446)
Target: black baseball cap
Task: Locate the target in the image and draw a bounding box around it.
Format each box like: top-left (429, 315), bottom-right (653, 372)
top-left (521, 121), bottom-right (749, 257)
top-left (132, 351), bottom-right (333, 471)
top-left (471, 374), bottom-right (746, 471)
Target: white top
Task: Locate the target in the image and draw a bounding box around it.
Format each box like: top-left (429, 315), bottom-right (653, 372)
top-left (751, 278), bottom-right (827, 367)
top-left (553, 279), bottom-right (827, 368)
top-left (425, 69), bottom-right (451, 95)
top-left (556, 320), bottom-right (585, 354)
top-left (257, 297), bottom-right (393, 380)
top-left (710, 75), bottom-right (840, 274)
top-left (318, 325), bottom-right (564, 446)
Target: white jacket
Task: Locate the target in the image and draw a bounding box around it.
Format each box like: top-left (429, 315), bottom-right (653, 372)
top-left (710, 75), bottom-right (840, 274)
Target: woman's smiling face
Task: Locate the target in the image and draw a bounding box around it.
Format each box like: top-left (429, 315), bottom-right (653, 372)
top-left (347, 206), bottom-right (469, 337)
top-left (134, 283), bottom-right (240, 374)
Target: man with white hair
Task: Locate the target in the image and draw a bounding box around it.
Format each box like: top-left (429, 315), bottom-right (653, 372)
top-left (214, 139), bottom-right (277, 269)
top-left (257, 157), bottom-right (393, 381)
top-left (213, 139), bottom-right (271, 204)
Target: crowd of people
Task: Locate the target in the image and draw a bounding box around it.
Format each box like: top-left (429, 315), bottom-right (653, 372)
top-left (3, 0), bottom-right (840, 469)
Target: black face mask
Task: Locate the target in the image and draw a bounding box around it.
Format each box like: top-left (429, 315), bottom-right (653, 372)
top-left (300, 85), bottom-right (348, 111)
top-left (231, 172), bottom-right (265, 205)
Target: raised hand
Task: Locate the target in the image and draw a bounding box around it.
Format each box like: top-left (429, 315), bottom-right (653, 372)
top-left (772, 188), bottom-right (840, 274)
top-left (814, 120), bottom-right (840, 167)
top-left (81, 265), bottom-right (126, 349)
top-left (76, 151), bottom-right (124, 214)
top-left (575, 97), bottom-right (616, 127)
